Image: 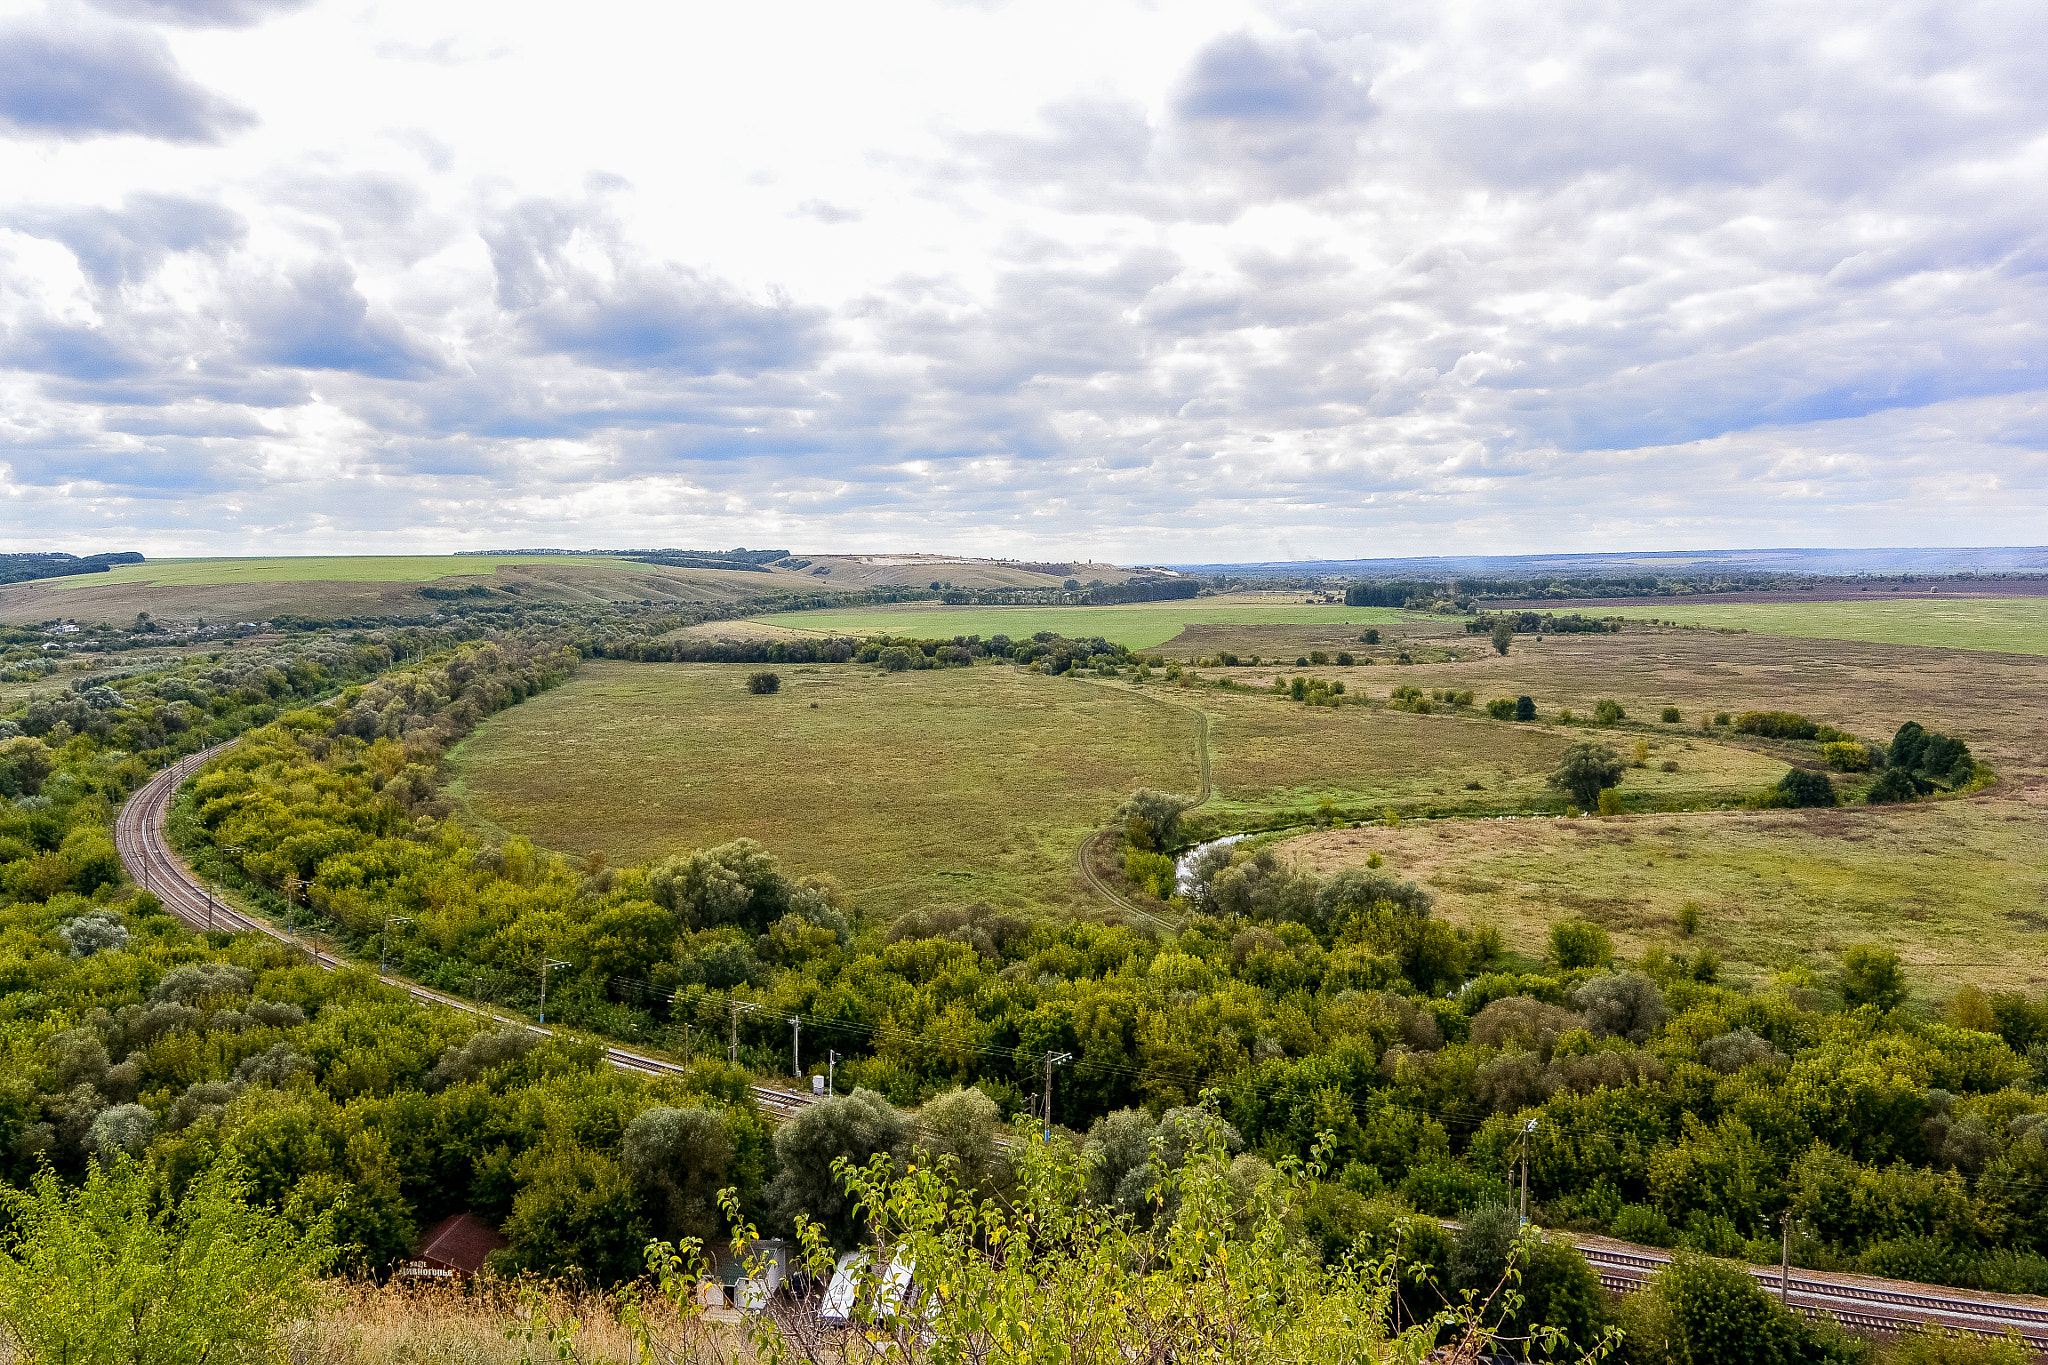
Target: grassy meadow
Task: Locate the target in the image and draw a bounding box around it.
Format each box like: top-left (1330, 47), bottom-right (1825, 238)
top-left (746, 600), bottom-right (1410, 650)
top-left (1651, 595), bottom-right (2048, 657)
top-left (446, 590), bottom-right (2048, 979)
top-left (1284, 793), bottom-right (2048, 996)
top-left (446, 661), bottom-right (1205, 919)
top-left (1193, 687), bottom-right (1791, 820)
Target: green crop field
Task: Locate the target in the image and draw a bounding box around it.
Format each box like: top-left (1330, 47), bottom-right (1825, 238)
top-left (447, 661), bottom-right (1205, 919)
top-left (746, 600), bottom-right (1410, 650)
top-left (47, 555), bottom-right (625, 589)
top-left (1656, 596), bottom-right (2048, 656)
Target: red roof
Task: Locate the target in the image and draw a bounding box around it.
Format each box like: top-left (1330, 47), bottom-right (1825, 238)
top-left (413, 1213), bottom-right (508, 1275)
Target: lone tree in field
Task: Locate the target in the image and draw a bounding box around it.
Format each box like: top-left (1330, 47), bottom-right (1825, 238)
top-left (1119, 789), bottom-right (1194, 851)
top-left (1548, 741), bottom-right (1625, 809)
top-left (1515, 695), bottom-right (1536, 722)
top-left (1491, 620), bottom-right (1512, 655)
top-left (747, 671), bottom-right (780, 694)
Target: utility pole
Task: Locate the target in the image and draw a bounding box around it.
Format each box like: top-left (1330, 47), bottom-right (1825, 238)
top-left (1043, 1052), bottom-right (1073, 1142)
top-left (203, 878), bottom-right (216, 931)
top-left (728, 1001), bottom-right (758, 1064)
top-left (537, 957), bottom-right (568, 1024)
top-left (379, 913), bottom-right (413, 976)
top-left (789, 1017), bottom-right (801, 1077)
top-left (473, 973), bottom-right (485, 1016)
top-left (828, 1049), bottom-right (839, 1096)
top-left (1519, 1118), bottom-right (1539, 1225)
top-left (1780, 1212), bottom-right (1792, 1305)
top-left (284, 877), bottom-right (310, 957)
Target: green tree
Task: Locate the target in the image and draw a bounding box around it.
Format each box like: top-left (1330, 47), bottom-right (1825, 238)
top-left (0, 1155), bottom-right (332, 1363)
top-left (1594, 698), bottom-right (1625, 724)
top-left (1515, 695), bottom-right (1536, 722)
top-left (762, 1088), bottom-right (909, 1247)
top-left (623, 1105), bottom-right (735, 1243)
top-left (1841, 945), bottom-right (1908, 1011)
top-left (1491, 620), bottom-right (1513, 655)
top-left (1548, 741), bottom-right (1625, 808)
top-left (1117, 788), bottom-right (1193, 852)
top-left (1777, 767), bottom-right (1838, 807)
top-left (1549, 920), bottom-right (1613, 971)
top-left (746, 671), bottom-right (780, 694)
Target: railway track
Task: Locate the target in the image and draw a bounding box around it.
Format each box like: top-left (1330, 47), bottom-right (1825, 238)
top-left (114, 748), bottom-right (2048, 1349)
top-left (112, 744), bottom-right (819, 1125)
top-left (1575, 1241), bottom-right (2048, 1350)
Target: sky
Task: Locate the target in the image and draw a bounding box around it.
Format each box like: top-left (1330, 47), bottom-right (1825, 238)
top-left (1, 0), bottom-right (2045, 562)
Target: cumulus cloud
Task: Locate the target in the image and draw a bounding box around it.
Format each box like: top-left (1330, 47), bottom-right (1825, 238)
top-left (86, 0), bottom-right (313, 25)
top-left (0, 18), bottom-right (254, 142)
top-left (1, 0), bottom-right (2044, 555)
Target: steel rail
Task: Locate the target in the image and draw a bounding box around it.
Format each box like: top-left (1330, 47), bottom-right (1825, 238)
top-left (113, 744), bottom-right (819, 1123)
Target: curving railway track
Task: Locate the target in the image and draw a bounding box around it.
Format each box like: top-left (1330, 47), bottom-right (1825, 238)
top-left (112, 744), bottom-right (819, 1126)
top-left (113, 747), bottom-right (2048, 1348)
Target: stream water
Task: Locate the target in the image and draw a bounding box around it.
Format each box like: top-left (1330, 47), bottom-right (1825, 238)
top-left (1173, 833), bottom-right (1250, 894)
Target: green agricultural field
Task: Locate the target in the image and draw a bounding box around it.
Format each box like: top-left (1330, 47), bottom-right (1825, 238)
top-left (447, 661), bottom-right (1205, 919)
top-left (747, 600), bottom-right (1411, 650)
top-left (1656, 596), bottom-right (2048, 656)
top-left (47, 555), bottom-right (623, 589)
top-left (1286, 796), bottom-right (2048, 995)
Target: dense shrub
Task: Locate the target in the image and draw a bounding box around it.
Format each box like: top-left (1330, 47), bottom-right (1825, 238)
top-left (1516, 695), bottom-right (1536, 721)
top-left (1595, 699), bottom-right (1625, 724)
top-left (1821, 741), bottom-right (1869, 771)
top-left (1549, 741), bottom-right (1626, 807)
top-left (746, 671), bottom-right (780, 694)
top-left (1777, 767), bottom-right (1838, 807)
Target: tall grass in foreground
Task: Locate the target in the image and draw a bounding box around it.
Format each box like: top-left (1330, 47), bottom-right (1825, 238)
top-left (290, 1280), bottom-right (695, 1364)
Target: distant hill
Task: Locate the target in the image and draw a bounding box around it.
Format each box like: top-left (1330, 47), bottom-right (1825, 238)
top-left (1174, 547), bottom-right (2048, 579)
top-left (0, 551), bottom-right (144, 586)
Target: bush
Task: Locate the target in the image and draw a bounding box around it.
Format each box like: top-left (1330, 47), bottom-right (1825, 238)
top-left (1487, 697), bottom-right (1516, 720)
top-left (1733, 710), bottom-right (1819, 739)
top-left (1335, 651), bottom-right (1354, 665)
top-left (1597, 788), bottom-right (1624, 815)
top-left (1661, 706), bottom-right (1682, 723)
top-left (1776, 766), bottom-right (1837, 807)
top-left (1595, 699), bottom-right (1625, 724)
top-left (1549, 919), bottom-right (1612, 970)
top-left (1841, 944), bottom-right (1908, 1011)
top-left (1821, 741), bottom-right (1868, 772)
top-left (1677, 901), bottom-right (1700, 935)
top-left (1612, 1202), bottom-right (1678, 1247)
top-left (1515, 695), bottom-right (1536, 722)
top-left (878, 647), bottom-right (915, 672)
top-left (1867, 767), bottom-right (1919, 803)
top-left (1360, 629), bottom-right (1380, 645)
top-left (746, 671), bottom-right (781, 694)
top-left (1548, 741), bottom-right (1626, 808)
top-left (1890, 721), bottom-right (1977, 790)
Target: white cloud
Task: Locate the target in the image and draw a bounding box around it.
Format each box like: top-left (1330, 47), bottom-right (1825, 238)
top-left (0, 0), bottom-right (2043, 557)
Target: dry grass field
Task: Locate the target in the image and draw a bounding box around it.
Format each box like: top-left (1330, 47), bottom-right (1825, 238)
top-left (447, 661), bottom-right (1205, 919)
top-left (1254, 622), bottom-right (2048, 996)
top-left (1284, 791), bottom-right (2048, 996)
top-left (746, 600), bottom-right (1409, 650)
top-left (1191, 686), bottom-right (1790, 819)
